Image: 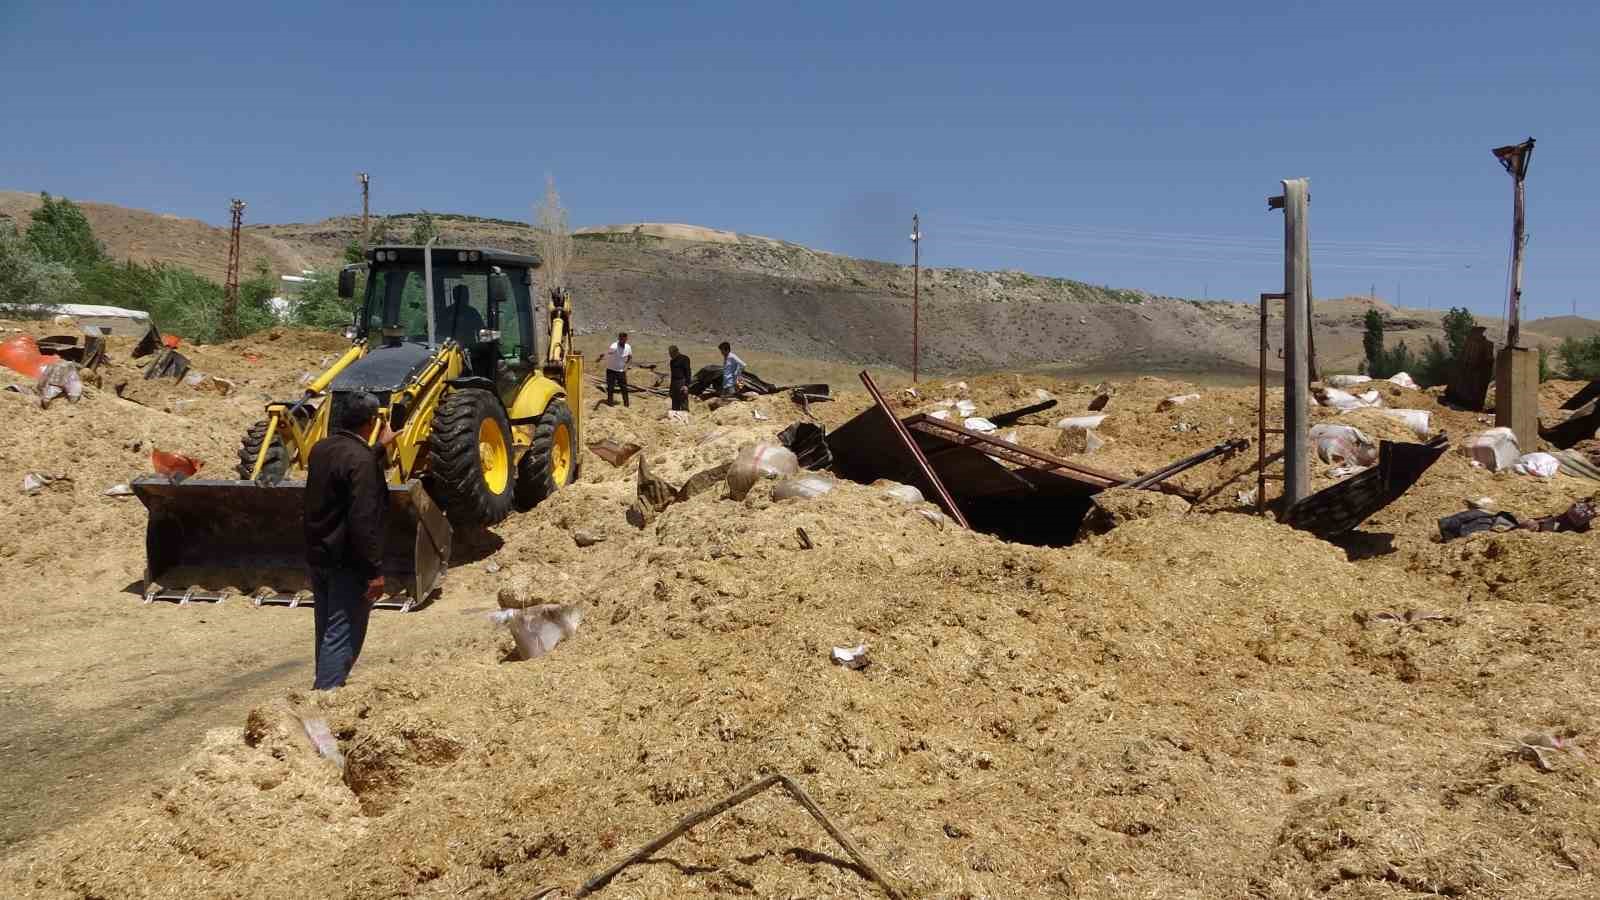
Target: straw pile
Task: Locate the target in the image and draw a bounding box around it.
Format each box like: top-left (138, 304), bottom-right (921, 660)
top-left (3, 323), bottom-right (1598, 898)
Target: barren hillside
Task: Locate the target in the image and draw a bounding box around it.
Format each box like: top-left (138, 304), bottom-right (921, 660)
top-left (4, 192), bottom-right (1591, 376)
top-left (0, 191), bottom-right (307, 283)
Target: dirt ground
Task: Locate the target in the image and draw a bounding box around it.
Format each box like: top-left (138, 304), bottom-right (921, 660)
top-left (1, 316), bottom-right (1597, 898)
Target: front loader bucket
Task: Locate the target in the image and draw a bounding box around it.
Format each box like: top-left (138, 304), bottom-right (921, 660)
top-left (132, 477), bottom-right (451, 612)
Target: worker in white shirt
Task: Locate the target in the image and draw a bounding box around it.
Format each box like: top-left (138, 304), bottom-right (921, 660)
top-left (604, 332), bottom-right (633, 407)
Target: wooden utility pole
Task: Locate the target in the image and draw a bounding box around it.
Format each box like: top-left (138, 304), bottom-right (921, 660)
top-left (1269, 179), bottom-right (1311, 508)
top-left (222, 198), bottom-right (246, 337)
top-left (1493, 138), bottom-right (1534, 348)
top-left (357, 172), bottom-right (370, 249)
top-left (1492, 137), bottom-right (1537, 447)
top-left (910, 213), bottom-right (921, 382)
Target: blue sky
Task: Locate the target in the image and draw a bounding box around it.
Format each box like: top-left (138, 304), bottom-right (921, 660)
top-left (2, 1), bottom-right (1595, 317)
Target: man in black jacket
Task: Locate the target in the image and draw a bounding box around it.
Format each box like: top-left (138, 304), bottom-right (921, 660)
top-left (303, 391), bottom-right (393, 690)
top-left (668, 345), bottom-right (691, 412)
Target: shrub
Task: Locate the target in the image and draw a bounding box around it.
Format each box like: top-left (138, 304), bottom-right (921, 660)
top-left (26, 193), bottom-right (104, 270)
top-left (1558, 335), bottom-right (1600, 380)
top-left (0, 223), bottom-right (80, 310)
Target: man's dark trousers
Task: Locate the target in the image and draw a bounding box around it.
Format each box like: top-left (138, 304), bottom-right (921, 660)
top-left (606, 368), bottom-right (629, 406)
top-left (312, 567), bottom-right (371, 690)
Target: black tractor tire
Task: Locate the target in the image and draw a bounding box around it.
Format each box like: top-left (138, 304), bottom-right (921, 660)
top-left (236, 420), bottom-right (290, 483)
top-left (428, 389), bottom-right (516, 529)
top-left (514, 398), bottom-right (578, 512)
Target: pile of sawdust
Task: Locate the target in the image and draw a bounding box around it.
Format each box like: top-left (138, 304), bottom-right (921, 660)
top-left (4, 339), bottom-right (1598, 899)
top-left (7, 488), bottom-right (1599, 898)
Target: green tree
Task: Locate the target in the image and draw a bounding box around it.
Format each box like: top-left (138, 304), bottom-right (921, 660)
top-left (1362, 309), bottom-right (1385, 375)
top-left (408, 211), bottom-right (438, 245)
top-left (342, 240), bottom-right (365, 264)
top-left (1558, 335), bottom-right (1600, 380)
top-left (240, 259), bottom-right (277, 313)
top-left (288, 269), bottom-right (358, 329)
top-left (1441, 306), bottom-right (1476, 360)
top-left (25, 193), bottom-right (104, 270)
top-left (0, 223), bottom-right (80, 309)
top-left (1380, 340), bottom-right (1417, 379)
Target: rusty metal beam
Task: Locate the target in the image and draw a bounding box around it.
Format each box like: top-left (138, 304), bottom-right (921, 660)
top-left (905, 415), bottom-right (1123, 485)
top-left (859, 371), bottom-right (970, 529)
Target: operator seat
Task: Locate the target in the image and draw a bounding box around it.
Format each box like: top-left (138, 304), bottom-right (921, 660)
top-left (446, 284), bottom-right (485, 346)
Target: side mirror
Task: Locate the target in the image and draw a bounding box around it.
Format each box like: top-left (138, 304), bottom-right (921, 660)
top-left (337, 267), bottom-right (357, 299)
top-left (488, 275), bottom-right (509, 306)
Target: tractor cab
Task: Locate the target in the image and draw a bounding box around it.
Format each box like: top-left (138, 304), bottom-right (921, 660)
top-left (339, 245), bottom-right (541, 405)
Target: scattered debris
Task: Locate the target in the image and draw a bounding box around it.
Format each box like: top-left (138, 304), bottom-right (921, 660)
top-left (795, 526), bottom-right (813, 549)
top-left (587, 439), bottom-right (643, 468)
top-left (34, 361), bottom-right (83, 408)
top-left (102, 483), bottom-right (134, 498)
top-left (752, 407), bottom-right (770, 421)
top-left (1439, 509), bottom-right (1523, 541)
top-left (727, 442), bottom-right (800, 501)
top-left (1087, 392), bottom-right (1110, 411)
top-left (150, 449), bottom-right (202, 481)
top-left (142, 347), bottom-right (191, 381)
top-left (1285, 436), bottom-right (1449, 538)
top-left (21, 472), bottom-right (70, 495)
top-left (1514, 732), bottom-right (1585, 773)
top-left (1325, 374), bottom-right (1372, 388)
top-left (777, 421), bottom-right (832, 470)
top-left (881, 482), bottom-right (924, 504)
top-left (297, 716), bottom-right (345, 771)
top-left (1540, 397), bottom-right (1600, 450)
top-left (772, 474), bottom-right (834, 500)
top-left (1055, 425), bottom-right (1104, 455)
top-left (573, 530), bottom-right (605, 548)
top-left (629, 456), bottom-right (681, 527)
top-left (484, 561), bottom-right (502, 574)
top-left (830, 644), bottom-right (870, 670)
top-left (1467, 496), bottom-right (1497, 512)
top-left (1157, 392), bottom-right (1201, 411)
top-left (1388, 372), bottom-right (1419, 389)
top-left (1513, 451), bottom-right (1560, 479)
top-left (1055, 413), bottom-right (1107, 430)
top-left (1379, 409), bottom-right (1432, 438)
top-left (987, 397), bottom-right (1057, 426)
top-left (490, 604), bottom-right (583, 661)
top-left (576, 772), bottom-right (906, 899)
top-left (1310, 423), bottom-right (1379, 466)
top-left (962, 416), bottom-right (997, 434)
top-left (676, 461), bottom-right (732, 502)
top-left (1462, 427), bottom-right (1521, 472)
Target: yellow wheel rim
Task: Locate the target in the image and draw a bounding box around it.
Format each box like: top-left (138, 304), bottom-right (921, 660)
top-left (551, 422), bottom-right (573, 486)
top-left (478, 419), bottom-right (509, 493)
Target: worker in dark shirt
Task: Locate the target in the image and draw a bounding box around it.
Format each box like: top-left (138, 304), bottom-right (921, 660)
top-left (668, 345), bottom-right (691, 412)
top-left (303, 391), bottom-right (394, 690)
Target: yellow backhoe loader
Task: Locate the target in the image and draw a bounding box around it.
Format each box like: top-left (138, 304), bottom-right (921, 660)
top-left (133, 241), bottom-right (582, 610)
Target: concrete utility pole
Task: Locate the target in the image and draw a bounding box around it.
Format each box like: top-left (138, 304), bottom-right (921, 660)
top-left (1492, 137), bottom-right (1537, 448)
top-left (1269, 179), bottom-right (1311, 508)
top-left (910, 213), bottom-right (922, 383)
top-left (358, 172), bottom-right (371, 249)
top-left (222, 198), bottom-right (246, 337)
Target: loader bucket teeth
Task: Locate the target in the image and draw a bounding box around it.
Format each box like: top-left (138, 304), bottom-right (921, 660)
top-left (132, 477), bottom-right (451, 610)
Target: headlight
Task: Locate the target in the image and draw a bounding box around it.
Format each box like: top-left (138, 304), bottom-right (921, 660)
top-left (469, 250), bottom-right (480, 262)
top-left (457, 251), bottom-right (468, 262)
